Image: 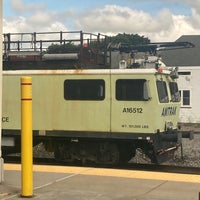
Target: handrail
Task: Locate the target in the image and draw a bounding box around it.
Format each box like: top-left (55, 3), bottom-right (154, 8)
top-left (3, 31), bottom-right (111, 68)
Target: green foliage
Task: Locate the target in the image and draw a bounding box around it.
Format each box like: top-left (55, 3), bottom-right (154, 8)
top-left (46, 33), bottom-right (150, 53)
top-left (111, 33), bottom-right (150, 45)
top-left (47, 42), bottom-right (79, 54)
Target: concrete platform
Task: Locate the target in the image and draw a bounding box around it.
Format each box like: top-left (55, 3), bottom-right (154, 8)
top-left (1, 164), bottom-right (200, 200)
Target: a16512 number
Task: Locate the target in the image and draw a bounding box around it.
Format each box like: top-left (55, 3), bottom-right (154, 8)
top-left (122, 107), bottom-right (143, 113)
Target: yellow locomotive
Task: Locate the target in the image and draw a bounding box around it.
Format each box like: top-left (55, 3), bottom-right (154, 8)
top-left (1, 31), bottom-right (193, 164)
top-left (2, 67), bottom-right (189, 164)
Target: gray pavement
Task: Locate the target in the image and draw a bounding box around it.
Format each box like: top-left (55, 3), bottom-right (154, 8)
top-left (1, 168), bottom-right (200, 200)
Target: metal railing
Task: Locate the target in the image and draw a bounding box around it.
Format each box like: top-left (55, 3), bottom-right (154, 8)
top-left (3, 31), bottom-right (111, 67)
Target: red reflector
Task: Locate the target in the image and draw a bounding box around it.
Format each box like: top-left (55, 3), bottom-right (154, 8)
top-left (157, 67), bottom-right (163, 73)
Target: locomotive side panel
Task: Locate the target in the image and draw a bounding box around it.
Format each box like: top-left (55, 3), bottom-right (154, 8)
top-left (2, 70), bottom-right (180, 135)
top-left (110, 72), bottom-right (180, 135)
top-left (110, 74), bottom-right (157, 134)
top-left (2, 72), bottom-right (111, 133)
top-left (2, 75), bottom-right (21, 130)
top-left (33, 75), bottom-right (61, 130)
top-left (51, 74), bottom-right (111, 132)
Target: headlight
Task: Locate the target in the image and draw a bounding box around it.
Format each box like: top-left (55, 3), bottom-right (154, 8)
top-left (165, 121), bottom-right (173, 130)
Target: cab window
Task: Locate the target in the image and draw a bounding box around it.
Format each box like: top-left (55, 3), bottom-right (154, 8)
top-left (116, 79), bottom-right (149, 101)
top-left (156, 80), bottom-right (169, 103)
top-left (169, 82), bottom-right (180, 102)
top-left (64, 79), bottom-right (105, 100)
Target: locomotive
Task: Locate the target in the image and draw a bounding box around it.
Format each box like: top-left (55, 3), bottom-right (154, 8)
top-left (1, 31), bottom-right (193, 164)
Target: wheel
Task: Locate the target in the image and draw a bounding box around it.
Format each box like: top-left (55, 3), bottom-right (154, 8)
top-left (54, 144), bottom-right (64, 162)
top-left (98, 143), bottom-right (120, 165)
top-left (118, 143), bottom-right (136, 164)
top-left (109, 144), bottom-right (120, 165)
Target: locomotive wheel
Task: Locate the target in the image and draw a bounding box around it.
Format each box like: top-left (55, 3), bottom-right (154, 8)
top-left (108, 144), bottom-right (120, 165)
top-left (54, 143), bottom-right (75, 162)
top-left (54, 144), bottom-right (65, 162)
top-left (98, 143), bottom-right (120, 165)
top-left (118, 143), bottom-right (136, 164)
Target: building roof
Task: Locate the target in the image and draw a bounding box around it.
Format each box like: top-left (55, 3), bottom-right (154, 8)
top-left (159, 35), bottom-right (200, 66)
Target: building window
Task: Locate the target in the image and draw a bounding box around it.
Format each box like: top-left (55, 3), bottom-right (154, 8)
top-left (116, 79), bottom-right (149, 101)
top-left (64, 79), bottom-right (105, 100)
top-left (156, 80), bottom-right (169, 103)
top-left (179, 90), bottom-right (191, 106)
top-left (178, 71), bottom-right (191, 75)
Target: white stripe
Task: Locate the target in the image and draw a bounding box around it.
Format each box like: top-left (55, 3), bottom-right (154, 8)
top-left (3, 68), bottom-right (169, 75)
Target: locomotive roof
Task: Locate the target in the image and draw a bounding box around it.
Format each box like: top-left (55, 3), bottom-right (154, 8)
top-left (3, 68), bottom-right (171, 75)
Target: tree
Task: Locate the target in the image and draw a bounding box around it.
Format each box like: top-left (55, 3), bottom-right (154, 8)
top-left (111, 33), bottom-right (150, 45)
top-left (46, 33), bottom-right (150, 53)
top-left (47, 42), bottom-right (79, 54)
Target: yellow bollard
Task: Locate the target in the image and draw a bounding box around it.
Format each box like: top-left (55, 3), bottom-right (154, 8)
top-left (21, 77), bottom-right (33, 197)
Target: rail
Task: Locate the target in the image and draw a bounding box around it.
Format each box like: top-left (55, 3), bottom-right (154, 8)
top-left (4, 156), bottom-right (200, 175)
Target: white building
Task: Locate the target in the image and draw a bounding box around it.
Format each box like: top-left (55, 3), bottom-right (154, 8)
top-left (160, 35), bottom-right (200, 124)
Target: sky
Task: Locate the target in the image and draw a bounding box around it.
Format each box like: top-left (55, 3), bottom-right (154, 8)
top-left (3, 0), bottom-right (200, 42)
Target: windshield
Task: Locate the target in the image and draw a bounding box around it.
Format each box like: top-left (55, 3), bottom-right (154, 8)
top-left (169, 82), bottom-right (180, 102)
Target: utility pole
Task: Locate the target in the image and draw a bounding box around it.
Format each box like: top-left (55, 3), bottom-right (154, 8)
top-left (0, 0), bottom-right (4, 183)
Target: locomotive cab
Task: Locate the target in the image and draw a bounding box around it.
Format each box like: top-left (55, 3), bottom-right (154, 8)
top-left (109, 67), bottom-right (182, 163)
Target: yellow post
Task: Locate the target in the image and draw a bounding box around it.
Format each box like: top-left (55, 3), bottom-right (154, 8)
top-left (21, 77), bottom-right (33, 197)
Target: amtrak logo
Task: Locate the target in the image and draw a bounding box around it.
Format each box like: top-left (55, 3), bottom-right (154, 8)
top-left (161, 107), bottom-right (177, 116)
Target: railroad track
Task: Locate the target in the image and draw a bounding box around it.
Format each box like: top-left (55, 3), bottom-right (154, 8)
top-left (4, 155), bottom-right (200, 175)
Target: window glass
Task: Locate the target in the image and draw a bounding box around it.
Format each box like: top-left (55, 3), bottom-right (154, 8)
top-left (156, 80), bottom-right (169, 103)
top-left (116, 79), bottom-right (149, 101)
top-left (178, 71), bottom-right (191, 75)
top-left (64, 79), bottom-right (105, 100)
top-left (169, 82), bottom-right (180, 102)
top-left (179, 90), bottom-right (191, 106)
top-left (183, 90), bottom-right (190, 106)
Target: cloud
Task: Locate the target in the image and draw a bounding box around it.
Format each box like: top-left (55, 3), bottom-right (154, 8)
top-left (10, 0), bottom-right (45, 14)
top-left (187, 0), bottom-right (200, 13)
top-left (164, 0), bottom-right (200, 15)
top-left (74, 5), bottom-right (193, 41)
top-left (3, 0), bottom-right (69, 33)
top-left (3, 15), bottom-right (68, 34)
top-left (75, 5), bottom-right (172, 33)
top-left (3, 17), bottom-right (30, 33)
top-left (27, 12), bottom-right (52, 28)
top-left (3, 2), bottom-right (200, 42)
top-left (75, 4), bottom-right (200, 41)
